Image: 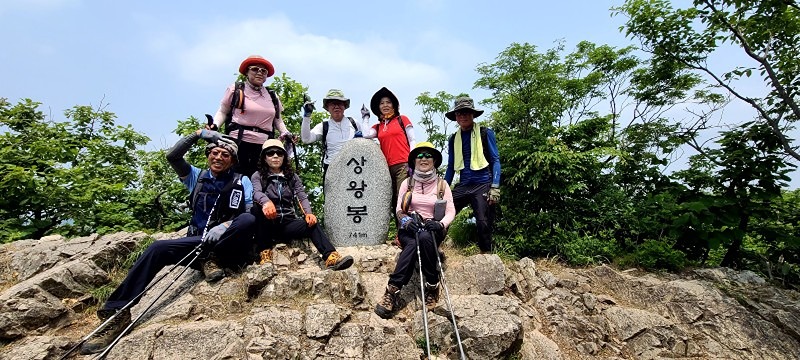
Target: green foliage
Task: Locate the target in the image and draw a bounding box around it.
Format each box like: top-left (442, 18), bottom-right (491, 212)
top-left (414, 336), bottom-right (440, 355)
top-left (619, 240), bottom-right (687, 272)
top-left (614, 0), bottom-right (800, 162)
top-left (559, 230), bottom-right (620, 266)
top-left (447, 209), bottom-right (477, 248)
top-left (270, 74), bottom-right (325, 216)
top-left (0, 98), bottom-right (149, 241)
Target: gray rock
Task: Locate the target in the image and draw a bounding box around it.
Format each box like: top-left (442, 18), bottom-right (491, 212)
top-left (324, 138), bottom-right (392, 246)
top-left (246, 306), bottom-right (304, 337)
top-left (0, 335), bottom-right (71, 360)
top-left (106, 320), bottom-right (246, 360)
top-left (520, 329), bottom-right (562, 360)
top-left (0, 285), bottom-right (68, 340)
top-left (244, 263), bottom-right (277, 299)
top-left (604, 306), bottom-right (673, 341)
top-left (0, 259), bottom-right (109, 339)
top-left (447, 254), bottom-right (505, 295)
top-left (258, 268), bottom-right (365, 306)
top-left (459, 311), bottom-right (522, 359)
top-left (245, 334), bottom-right (302, 360)
top-left (305, 302), bottom-right (351, 338)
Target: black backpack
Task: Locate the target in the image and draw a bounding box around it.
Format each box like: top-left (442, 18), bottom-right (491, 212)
top-left (224, 81), bottom-right (281, 141)
top-left (321, 116), bottom-right (358, 163)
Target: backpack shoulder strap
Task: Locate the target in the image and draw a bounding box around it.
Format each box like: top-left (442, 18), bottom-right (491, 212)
top-left (266, 87), bottom-right (280, 120)
top-left (347, 116), bottom-right (358, 131)
top-left (400, 177), bottom-right (414, 214)
top-left (436, 178), bottom-right (446, 200)
top-left (190, 169), bottom-right (209, 208)
top-left (224, 82), bottom-right (246, 134)
top-left (397, 115), bottom-right (410, 146)
top-left (322, 120), bottom-right (330, 163)
top-left (266, 87), bottom-right (281, 138)
top-left (221, 173), bottom-right (243, 193)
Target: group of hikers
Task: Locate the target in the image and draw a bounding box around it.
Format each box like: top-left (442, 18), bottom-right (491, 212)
top-left (76, 54), bottom-right (502, 356)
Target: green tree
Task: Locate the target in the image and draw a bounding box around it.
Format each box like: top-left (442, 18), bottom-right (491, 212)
top-left (415, 91), bottom-right (459, 151)
top-left (614, 0), bottom-right (800, 161)
top-left (672, 122), bottom-right (794, 267)
top-left (0, 98), bottom-right (148, 241)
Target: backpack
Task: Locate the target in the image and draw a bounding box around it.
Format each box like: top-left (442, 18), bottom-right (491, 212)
top-left (400, 176), bottom-right (448, 217)
top-left (321, 116), bottom-right (358, 163)
top-left (187, 169), bottom-right (244, 236)
top-left (224, 81), bottom-right (281, 142)
top-left (449, 126), bottom-right (494, 172)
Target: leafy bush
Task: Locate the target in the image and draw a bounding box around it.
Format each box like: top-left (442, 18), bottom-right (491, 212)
top-left (447, 209), bottom-right (477, 248)
top-left (558, 230), bottom-right (620, 266)
top-left (620, 240), bottom-right (687, 272)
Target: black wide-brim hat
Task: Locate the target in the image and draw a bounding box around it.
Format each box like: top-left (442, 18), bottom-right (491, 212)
top-left (407, 141), bottom-right (443, 169)
top-left (370, 87), bottom-right (400, 116)
top-left (445, 96), bottom-right (484, 120)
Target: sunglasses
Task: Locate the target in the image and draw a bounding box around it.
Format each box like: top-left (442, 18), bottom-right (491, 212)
top-left (264, 149), bottom-right (285, 157)
top-left (249, 66), bottom-right (269, 75)
top-left (416, 152), bottom-right (434, 159)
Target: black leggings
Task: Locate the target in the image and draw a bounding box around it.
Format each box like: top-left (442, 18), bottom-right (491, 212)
top-left (250, 207), bottom-right (336, 260)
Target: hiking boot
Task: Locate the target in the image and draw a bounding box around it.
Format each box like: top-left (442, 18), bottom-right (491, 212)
top-left (259, 249), bottom-right (273, 265)
top-left (325, 251), bottom-right (354, 271)
top-left (202, 258), bottom-right (224, 282)
top-left (78, 308), bottom-right (132, 355)
top-left (424, 282), bottom-right (440, 311)
top-left (375, 284), bottom-right (401, 319)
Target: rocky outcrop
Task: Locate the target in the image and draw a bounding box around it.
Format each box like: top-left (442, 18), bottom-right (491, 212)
top-left (0, 231), bottom-right (799, 359)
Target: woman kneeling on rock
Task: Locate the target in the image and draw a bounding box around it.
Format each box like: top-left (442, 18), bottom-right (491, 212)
top-left (375, 142), bottom-right (456, 319)
top-left (251, 139), bottom-right (353, 270)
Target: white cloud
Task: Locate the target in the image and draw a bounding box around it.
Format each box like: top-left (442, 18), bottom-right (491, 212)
top-left (147, 14), bottom-right (464, 142)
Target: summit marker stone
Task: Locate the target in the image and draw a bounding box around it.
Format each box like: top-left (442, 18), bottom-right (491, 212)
top-left (324, 138), bottom-right (391, 246)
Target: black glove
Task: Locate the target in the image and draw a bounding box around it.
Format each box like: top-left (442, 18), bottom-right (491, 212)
top-left (203, 223), bottom-right (228, 246)
top-left (360, 104), bottom-right (370, 120)
top-left (400, 216), bottom-right (420, 233)
top-left (424, 220), bottom-right (443, 232)
top-left (199, 129), bottom-right (222, 143)
top-left (303, 93), bottom-right (315, 117)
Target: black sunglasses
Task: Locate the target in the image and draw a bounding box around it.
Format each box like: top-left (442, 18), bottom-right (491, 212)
top-left (264, 149), bottom-right (285, 157)
top-left (416, 152), bottom-right (434, 159)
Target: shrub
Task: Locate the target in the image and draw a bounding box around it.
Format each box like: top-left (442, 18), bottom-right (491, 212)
top-left (622, 240), bottom-right (687, 272)
top-left (558, 230), bottom-right (620, 266)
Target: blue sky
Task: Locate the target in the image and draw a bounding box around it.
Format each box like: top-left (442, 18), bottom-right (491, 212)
top-left (0, 1), bottom-right (633, 144)
top-left (1, 0), bottom-right (797, 186)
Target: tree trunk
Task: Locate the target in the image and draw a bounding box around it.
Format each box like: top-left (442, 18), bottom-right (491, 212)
top-left (721, 206), bottom-right (749, 268)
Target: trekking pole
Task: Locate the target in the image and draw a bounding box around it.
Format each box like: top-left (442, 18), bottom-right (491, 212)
top-left (57, 241), bottom-right (204, 360)
top-left (92, 202), bottom-right (220, 359)
top-left (410, 213), bottom-right (432, 359)
top-left (431, 231), bottom-right (466, 360)
top-left (92, 243), bottom-right (205, 359)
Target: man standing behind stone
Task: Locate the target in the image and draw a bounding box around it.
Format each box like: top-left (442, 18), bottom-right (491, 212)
top-left (444, 97), bottom-right (501, 253)
top-left (301, 89), bottom-right (365, 182)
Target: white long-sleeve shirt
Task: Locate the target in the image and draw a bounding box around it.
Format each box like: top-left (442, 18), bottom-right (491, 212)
top-left (301, 115), bottom-right (364, 165)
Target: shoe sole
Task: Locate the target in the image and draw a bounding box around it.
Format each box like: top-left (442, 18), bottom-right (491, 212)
top-left (327, 255), bottom-right (354, 271)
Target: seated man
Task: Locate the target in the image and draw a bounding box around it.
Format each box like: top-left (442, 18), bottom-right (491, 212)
top-left (80, 129), bottom-right (256, 355)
